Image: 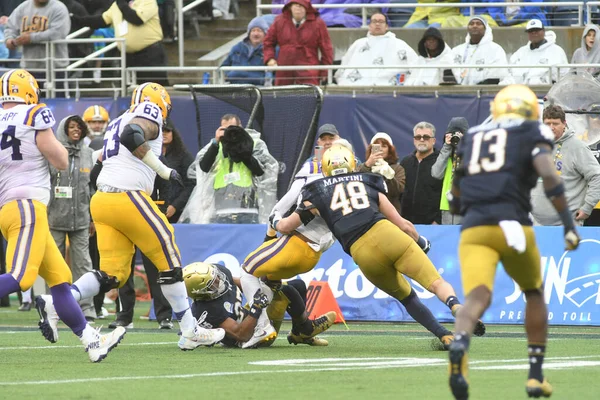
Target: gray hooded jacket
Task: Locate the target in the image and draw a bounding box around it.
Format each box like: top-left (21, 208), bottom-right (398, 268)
top-left (571, 24), bottom-right (600, 76)
top-left (530, 128), bottom-right (600, 225)
top-left (47, 115), bottom-right (94, 231)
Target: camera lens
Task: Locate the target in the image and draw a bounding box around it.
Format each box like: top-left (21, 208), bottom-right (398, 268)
top-left (450, 135), bottom-right (460, 146)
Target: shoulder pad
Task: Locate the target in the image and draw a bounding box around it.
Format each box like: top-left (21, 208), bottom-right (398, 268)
top-left (130, 102), bottom-right (163, 126)
top-left (24, 103), bottom-right (55, 129)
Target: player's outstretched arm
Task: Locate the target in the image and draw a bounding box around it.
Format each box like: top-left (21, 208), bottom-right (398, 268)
top-left (378, 193), bottom-right (419, 241)
top-left (532, 143), bottom-right (580, 250)
top-left (36, 128), bottom-right (68, 170)
top-left (274, 201), bottom-right (318, 235)
top-left (121, 117), bottom-right (183, 186)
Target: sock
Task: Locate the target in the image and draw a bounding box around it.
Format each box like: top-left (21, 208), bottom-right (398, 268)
top-left (445, 296), bottom-right (460, 310)
top-left (400, 289), bottom-right (451, 339)
top-left (72, 272), bottom-right (101, 301)
top-left (528, 344), bottom-right (546, 381)
top-left (280, 285), bottom-right (312, 335)
top-left (0, 274), bottom-right (22, 298)
top-left (160, 281), bottom-right (195, 334)
top-left (454, 330), bottom-right (471, 349)
top-left (51, 283), bottom-right (87, 336)
top-left (22, 288), bottom-right (32, 303)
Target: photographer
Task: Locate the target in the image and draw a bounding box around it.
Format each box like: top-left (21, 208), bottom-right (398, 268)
top-left (431, 117), bottom-right (469, 225)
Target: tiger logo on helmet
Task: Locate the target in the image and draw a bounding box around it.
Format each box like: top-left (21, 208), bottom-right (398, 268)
top-left (321, 144), bottom-right (356, 177)
top-left (82, 105), bottom-right (110, 137)
top-left (490, 84), bottom-right (539, 122)
top-left (0, 69), bottom-right (40, 105)
top-left (130, 82), bottom-right (171, 120)
top-left (182, 262), bottom-right (230, 301)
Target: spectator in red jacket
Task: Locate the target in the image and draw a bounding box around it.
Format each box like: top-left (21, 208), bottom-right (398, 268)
top-left (263, 0), bottom-right (333, 86)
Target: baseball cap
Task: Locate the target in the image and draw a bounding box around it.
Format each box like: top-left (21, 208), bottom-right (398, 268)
top-left (317, 123), bottom-right (339, 137)
top-left (370, 132), bottom-right (393, 146)
top-left (526, 19), bottom-right (544, 32)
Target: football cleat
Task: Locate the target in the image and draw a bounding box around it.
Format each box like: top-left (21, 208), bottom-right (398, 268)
top-left (81, 325), bottom-right (126, 363)
top-left (178, 326), bottom-right (225, 351)
top-left (448, 341), bottom-right (470, 400)
top-left (35, 295), bottom-right (59, 343)
top-left (440, 334), bottom-right (455, 351)
top-left (451, 305), bottom-right (486, 337)
top-left (526, 378), bottom-right (553, 398)
top-left (287, 333), bottom-right (329, 346)
top-left (241, 323), bottom-right (277, 349)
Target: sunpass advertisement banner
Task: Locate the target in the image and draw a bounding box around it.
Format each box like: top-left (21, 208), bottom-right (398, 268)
top-left (172, 224), bottom-right (600, 326)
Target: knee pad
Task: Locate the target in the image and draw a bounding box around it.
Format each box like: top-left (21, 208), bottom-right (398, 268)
top-left (93, 270), bottom-right (119, 293)
top-left (157, 267), bottom-right (183, 285)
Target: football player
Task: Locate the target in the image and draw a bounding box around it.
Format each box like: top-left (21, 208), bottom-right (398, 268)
top-left (0, 69), bottom-right (126, 362)
top-left (446, 85), bottom-right (580, 399)
top-left (36, 82), bottom-right (225, 350)
top-left (82, 105), bottom-right (110, 140)
top-left (183, 262), bottom-right (336, 348)
top-left (273, 144), bottom-right (486, 349)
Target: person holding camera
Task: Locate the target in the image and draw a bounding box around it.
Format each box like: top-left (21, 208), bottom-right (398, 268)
top-left (431, 117), bottom-right (469, 225)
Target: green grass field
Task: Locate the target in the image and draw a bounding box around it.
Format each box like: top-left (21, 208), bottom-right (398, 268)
top-left (1, 300), bottom-right (599, 400)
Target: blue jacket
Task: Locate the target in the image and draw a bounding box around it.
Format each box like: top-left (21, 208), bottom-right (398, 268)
top-left (0, 27), bottom-right (9, 60)
top-left (461, 0), bottom-right (547, 26)
top-left (221, 39), bottom-right (265, 85)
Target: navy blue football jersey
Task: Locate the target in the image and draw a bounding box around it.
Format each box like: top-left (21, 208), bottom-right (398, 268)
top-left (191, 265), bottom-right (244, 347)
top-left (302, 172), bottom-right (387, 254)
top-left (457, 119), bottom-right (554, 229)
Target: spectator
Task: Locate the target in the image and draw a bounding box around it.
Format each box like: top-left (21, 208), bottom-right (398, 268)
top-left (182, 114), bottom-right (279, 224)
top-left (444, 0), bottom-right (547, 28)
top-left (400, 121), bottom-right (442, 225)
top-left (73, 0), bottom-right (168, 86)
top-left (501, 19), bottom-right (568, 85)
top-left (335, 12), bottom-right (417, 86)
top-left (431, 117), bottom-right (468, 225)
top-left (263, 0), bottom-right (333, 86)
top-left (451, 16), bottom-right (508, 85)
top-left (405, 0), bottom-right (460, 28)
top-left (157, 0), bottom-right (174, 42)
top-left (571, 24), bottom-right (600, 78)
top-left (4, 0), bottom-right (71, 96)
top-left (358, 132), bottom-right (405, 213)
top-left (221, 16), bottom-right (269, 85)
top-left (0, 18), bottom-right (9, 62)
top-left (48, 115), bottom-right (96, 320)
top-left (531, 105), bottom-right (600, 226)
top-left (405, 27), bottom-right (455, 86)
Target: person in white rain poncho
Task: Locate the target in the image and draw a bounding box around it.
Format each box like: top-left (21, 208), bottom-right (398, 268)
top-left (501, 19), bottom-right (569, 85)
top-left (335, 12), bottom-right (417, 86)
top-left (451, 16), bottom-right (508, 85)
top-left (180, 124), bottom-right (278, 224)
top-left (405, 27), bottom-right (455, 86)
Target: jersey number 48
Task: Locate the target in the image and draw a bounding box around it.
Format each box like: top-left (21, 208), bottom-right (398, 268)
top-left (330, 182), bottom-right (370, 215)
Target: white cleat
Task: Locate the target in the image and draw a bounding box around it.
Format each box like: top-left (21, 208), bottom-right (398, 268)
top-left (178, 326), bottom-right (225, 351)
top-left (242, 323), bottom-right (277, 349)
top-left (35, 295), bottom-right (59, 343)
top-left (81, 325), bottom-right (127, 363)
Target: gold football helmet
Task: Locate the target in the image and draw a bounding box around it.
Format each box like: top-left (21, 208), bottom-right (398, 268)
top-left (0, 69), bottom-right (40, 105)
top-left (490, 84), bottom-right (539, 121)
top-left (321, 144), bottom-right (356, 177)
top-left (182, 262), bottom-right (230, 301)
top-left (82, 105), bottom-right (110, 136)
top-left (131, 82), bottom-right (171, 120)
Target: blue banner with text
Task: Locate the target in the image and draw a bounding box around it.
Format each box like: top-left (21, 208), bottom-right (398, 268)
top-left (172, 224), bottom-right (600, 326)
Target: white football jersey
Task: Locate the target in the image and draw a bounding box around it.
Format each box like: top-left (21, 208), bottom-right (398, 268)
top-left (0, 103), bottom-right (56, 208)
top-left (97, 102), bottom-right (163, 194)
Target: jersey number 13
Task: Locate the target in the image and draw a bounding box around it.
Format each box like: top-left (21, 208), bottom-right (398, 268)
top-left (467, 129), bottom-right (507, 175)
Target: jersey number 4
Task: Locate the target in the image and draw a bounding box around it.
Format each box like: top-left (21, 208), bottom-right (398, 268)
top-left (468, 129), bottom-right (507, 174)
top-left (330, 182), bottom-right (370, 215)
top-left (1, 126), bottom-right (23, 161)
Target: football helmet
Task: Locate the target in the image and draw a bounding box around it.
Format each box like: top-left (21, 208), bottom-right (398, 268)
top-left (131, 82), bottom-right (171, 120)
top-left (182, 262), bottom-right (230, 301)
top-left (0, 69), bottom-right (40, 105)
top-left (83, 105), bottom-right (110, 137)
top-left (321, 144), bottom-right (356, 177)
top-left (490, 84), bottom-right (539, 121)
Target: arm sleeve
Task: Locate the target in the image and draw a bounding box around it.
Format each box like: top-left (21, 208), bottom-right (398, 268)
top-left (318, 19), bottom-right (333, 67)
top-left (271, 178), bottom-right (305, 217)
top-left (198, 141), bottom-right (220, 173)
top-left (575, 145), bottom-right (600, 215)
top-left (117, 0), bottom-right (145, 26)
top-left (388, 164), bottom-right (405, 194)
top-left (431, 143), bottom-right (452, 180)
top-left (262, 21), bottom-right (278, 62)
top-left (242, 155), bottom-right (265, 176)
top-left (357, 163), bottom-right (371, 172)
top-left (171, 151), bottom-right (196, 211)
top-left (30, 6), bottom-right (71, 42)
top-left (4, 6), bottom-right (21, 39)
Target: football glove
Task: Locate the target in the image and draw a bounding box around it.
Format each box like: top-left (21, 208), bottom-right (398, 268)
top-left (169, 169), bottom-right (184, 187)
top-left (417, 235), bottom-right (431, 254)
top-left (248, 289), bottom-right (270, 319)
top-left (564, 228), bottom-right (580, 251)
top-left (269, 212), bottom-right (282, 231)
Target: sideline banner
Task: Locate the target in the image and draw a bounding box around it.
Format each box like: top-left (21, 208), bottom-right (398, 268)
top-left (173, 224), bottom-right (600, 326)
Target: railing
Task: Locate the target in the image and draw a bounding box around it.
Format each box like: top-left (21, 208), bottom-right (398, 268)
top-left (177, 0), bottom-right (209, 67)
top-left (256, 1), bottom-right (587, 27)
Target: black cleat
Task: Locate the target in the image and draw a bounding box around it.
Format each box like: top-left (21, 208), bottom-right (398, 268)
top-left (449, 342), bottom-right (469, 400)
